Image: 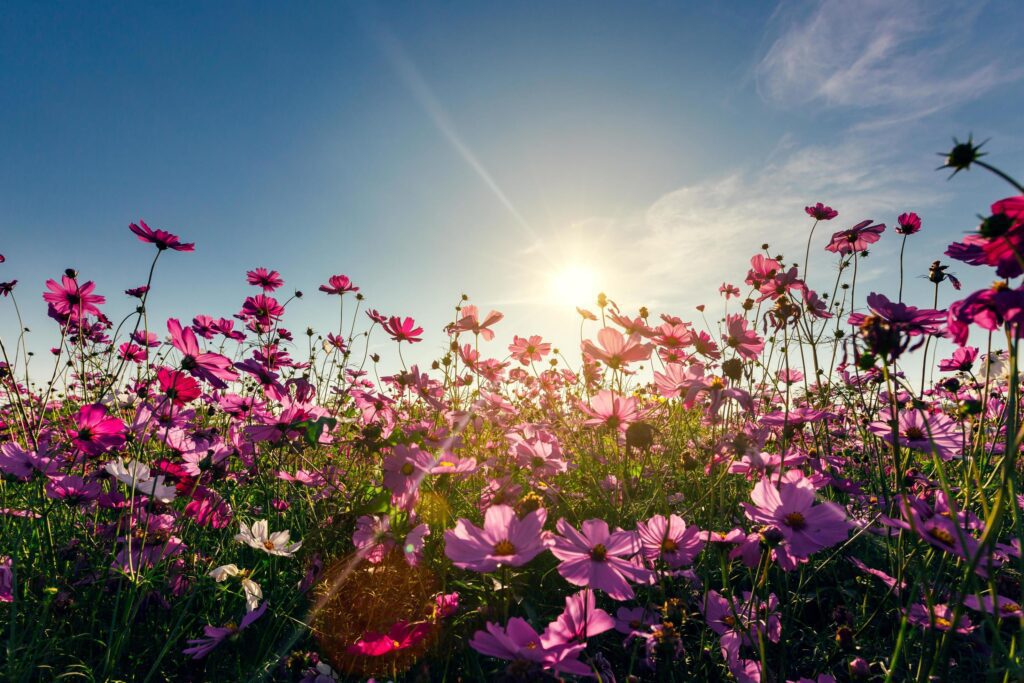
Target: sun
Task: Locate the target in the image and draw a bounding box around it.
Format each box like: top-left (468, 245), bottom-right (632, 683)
top-left (548, 263), bottom-right (599, 306)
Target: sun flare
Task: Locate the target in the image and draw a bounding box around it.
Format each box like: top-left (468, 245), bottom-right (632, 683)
top-left (548, 264), bottom-right (599, 306)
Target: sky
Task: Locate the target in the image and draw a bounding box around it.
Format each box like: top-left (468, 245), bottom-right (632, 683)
top-left (2, 0), bottom-right (1024, 377)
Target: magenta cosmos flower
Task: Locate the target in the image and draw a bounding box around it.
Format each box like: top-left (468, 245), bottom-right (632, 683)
top-left (43, 275), bottom-right (105, 320)
top-left (129, 220), bottom-right (194, 251)
top-left (550, 518), bottom-right (650, 600)
top-left (637, 513), bottom-right (705, 568)
top-left (805, 202), bottom-right (838, 220)
top-left (246, 267), bottom-right (283, 292)
top-left (946, 196), bottom-right (1024, 278)
top-left (319, 274), bottom-right (359, 295)
top-left (168, 318), bottom-right (238, 389)
top-left (183, 602), bottom-right (267, 659)
top-left (157, 367), bottom-right (201, 407)
top-left (382, 316), bottom-right (423, 344)
top-left (824, 219), bottom-right (885, 254)
top-left (541, 589), bottom-right (615, 648)
top-left (68, 404), bottom-right (126, 456)
top-left (444, 504), bottom-right (547, 572)
top-left (896, 212), bottom-right (922, 235)
top-left (741, 471), bottom-right (849, 559)
top-left (345, 620), bottom-right (432, 656)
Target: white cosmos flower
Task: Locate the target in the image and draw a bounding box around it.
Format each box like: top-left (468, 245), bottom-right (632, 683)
top-left (138, 475), bottom-right (177, 504)
top-left (208, 564), bottom-right (241, 582)
top-left (242, 577), bottom-right (262, 613)
top-left (234, 519), bottom-right (302, 557)
top-left (104, 458), bottom-right (151, 487)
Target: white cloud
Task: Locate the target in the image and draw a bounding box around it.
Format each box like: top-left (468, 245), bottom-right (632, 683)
top-left (755, 0), bottom-right (1021, 122)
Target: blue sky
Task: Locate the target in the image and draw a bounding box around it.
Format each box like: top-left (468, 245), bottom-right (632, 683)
top-left (2, 1), bottom-right (1023, 374)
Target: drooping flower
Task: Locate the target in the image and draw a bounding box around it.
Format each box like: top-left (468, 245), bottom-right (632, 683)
top-left (182, 602), bottom-right (267, 659)
top-left (938, 346), bottom-right (978, 373)
top-left (444, 504), bottom-right (547, 572)
top-left (549, 518), bottom-right (650, 600)
top-left (129, 220), bottom-right (195, 252)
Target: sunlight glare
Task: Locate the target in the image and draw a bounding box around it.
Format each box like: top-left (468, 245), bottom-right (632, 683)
top-left (549, 264), bottom-right (599, 306)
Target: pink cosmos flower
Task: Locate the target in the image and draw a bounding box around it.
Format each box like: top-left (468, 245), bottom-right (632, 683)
top-left (319, 274), bottom-right (359, 295)
top-left (580, 390), bottom-right (641, 432)
top-left (581, 327), bottom-right (653, 369)
top-left (240, 294), bottom-right (285, 326)
top-left (868, 409), bottom-right (963, 461)
top-left (723, 315), bottom-right (764, 360)
top-left (741, 471), bottom-right (849, 558)
top-left (382, 445), bottom-right (432, 499)
top-left (963, 593), bottom-right (1023, 619)
top-left (636, 513), bottom-right (705, 568)
top-left (938, 346), bottom-right (978, 372)
top-left (469, 617), bottom-right (590, 677)
top-left (382, 316), bottom-right (423, 344)
top-left (508, 335), bottom-right (551, 364)
top-left (353, 515), bottom-right (396, 563)
top-left (720, 283), bottom-right (740, 299)
top-left (167, 318), bottom-right (238, 389)
top-left (246, 267), bottom-right (284, 292)
top-left (541, 589), bottom-right (615, 648)
top-left (183, 602), bottom-right (267, 658)
top-left (118, 342), bottom-right (146, 363)
top-left (805, 203), bottom-right (838, 220)
top-left (451, 305), bottom-right (504, 341)
top-left (946, 282), bottom-right (1024, 346)
top-left (68, 404), bottom-right (126, 456)
top-left (129, 220), bottom-right (195, 251)
top-left (0, 443), bottom-right (55, 480)
top-left (896, 212), bottom-right (922, 235)
top-left (549, 518), bottom-right (650, 600)
top-left (946, 196), bottom-right (1024, 278)
top-left (345, 620), bottom-right (432, 657)
top-left (444, 504), bottom-right (547, 572)
top-left (904, 603), bottom-right (974, 634)
top-left (824, 219), bottom-right (885, 254)
top-left (46, 474), bottom-right (101, 503)
top-left (43, 276), bottom-right (105, 320)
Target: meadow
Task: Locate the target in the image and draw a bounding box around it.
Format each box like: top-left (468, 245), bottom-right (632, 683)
top-left (1, 137), bottom-right (1023, 682)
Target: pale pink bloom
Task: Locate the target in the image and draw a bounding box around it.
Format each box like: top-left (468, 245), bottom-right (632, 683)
top-left (549, 518), bottom-right (651, 600)
top-left (581, 327), bottom-right (653, 369)
top-left (444, 505), bottom-right (547, 572)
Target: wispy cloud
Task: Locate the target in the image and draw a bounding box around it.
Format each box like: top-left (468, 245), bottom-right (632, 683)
top-left (755, 0), bottom-right (1021, 124)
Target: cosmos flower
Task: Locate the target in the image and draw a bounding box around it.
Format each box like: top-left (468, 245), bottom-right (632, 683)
top-left (382, 316), bottom-right (424, 344)
top-left (896, 212), bottom-right (922, 235)
top-left (805, 203), bottom-right (838, 220)
top-left (43, 275), bottom-right (105, 320)
top-left (68, 404), bottom-right (126, 456)
top-left (541, 589), bottom-right (615, 648)
top-left (508, 335), bottom-right (551, 364)
top-left (580, 390), bottom-right (641, 432)
top-left (581, 327), bottom-right (653, 369)
top-left (182, 602), bottom-right (267, 659)
top-left (444, 504), bottom-right (547, 572)
top-left (129, 220), bottom-right (195, 252)
top-left (824, 219), bottom-right (885, 254)
top-left (319, 274), bottom-right (359, 295)
top-left (636, 513), bottom-right (704, 568)
top-left (235, 519), bottom-right (302, 557)
top-left (549, 518), bottom-right (650, 600)
top-left (246, 267), bottom-right (284, 292)
top-left (469, 618), bottom-right (590, 677)
top-left (741, 471), bottom-right (849, 559)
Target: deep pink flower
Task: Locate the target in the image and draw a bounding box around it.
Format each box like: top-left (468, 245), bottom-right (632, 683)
top-left (896, 212), bottom-right (922, 235)
top-left (720, 283), bottom-right (740, 299)
top-left (946, 196), bottom-right (1024, 278)
top-left (637, 513), bottom-right (705, 568)
top-left (345, 620), bottom-right (432, 656)
top-left (157, 367), bottom-right (201, 406)
top-left (240, 294), bottom-right (285, 326)
top-left (68, 404), bottom-right (126, 456)
top-left (129, 220), bottom-right (194, 252)
top-left (938, 346), bottom-right (978, 372)
top-left (905, 603), bottom-right (974, 634)
top-left (43, 276), bottom-right (105, 320)
top-left (167, 318), bottom-right (239, 389)
top-left (382, 316), bottom-right (423, 344)
top-left (742, 471), bottom-right (849, 558)
top-left (946, 282), bottom-right (1024, 346)
top-left (0, 557), bottom-right (11, 603)
top-left (246, 267), bottom-right (284, 292)
top-left (319, 274), bottom-right (359, 295)
top-left (118, 342), bottom-right (146, 363)
top-left (444, 504), bottom-right (547, 572)
top-left (824, 219), bottom-right (885, 254)
top-left (805, 203), bottom-right (838, 220)
top-left (46, 474), bottom-right (101, 503)
top-left (550, 518), bottom-right (650, 600)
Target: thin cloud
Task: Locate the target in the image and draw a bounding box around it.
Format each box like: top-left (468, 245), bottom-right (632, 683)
top-left (755, 0), bottom-right (1022, 123)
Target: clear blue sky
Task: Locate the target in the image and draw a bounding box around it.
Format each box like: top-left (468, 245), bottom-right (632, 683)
top-left (2, 1), bottom-right (1023, 374)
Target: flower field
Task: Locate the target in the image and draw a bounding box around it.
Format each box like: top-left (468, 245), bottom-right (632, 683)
top-left (2, 140), bottom-right (1024, 682)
